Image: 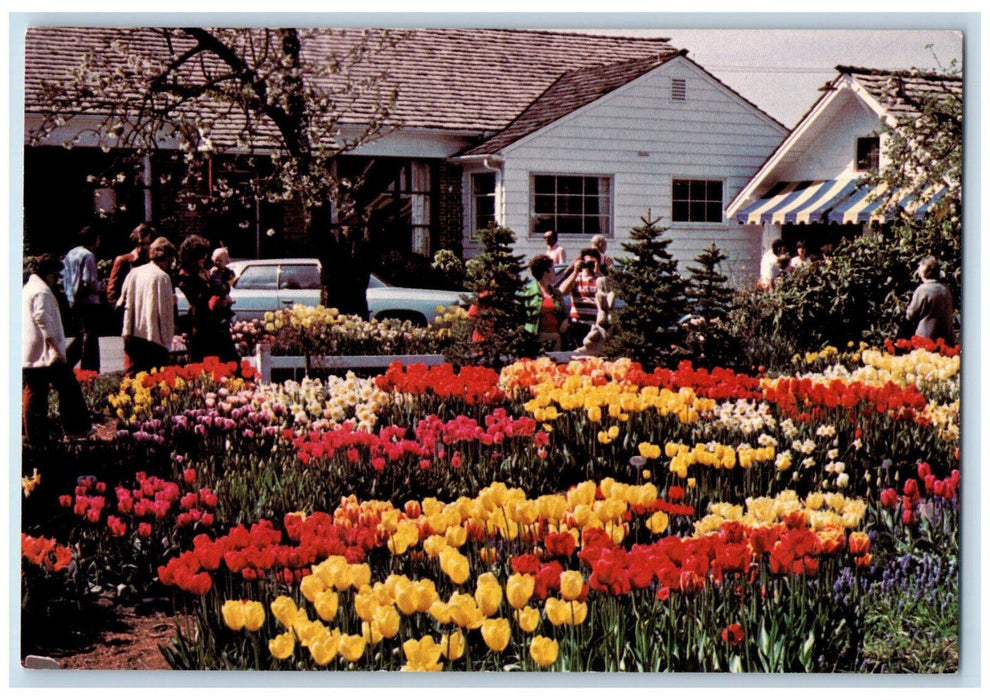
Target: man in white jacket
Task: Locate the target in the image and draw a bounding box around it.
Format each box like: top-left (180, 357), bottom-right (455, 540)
top-left (22, 254), bottom-right (93, 442)
top-left (117, 236), bottom-right (177, 377)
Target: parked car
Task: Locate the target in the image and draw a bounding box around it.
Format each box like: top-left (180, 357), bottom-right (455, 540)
top-left (175, 258), bottom-right (464, 326)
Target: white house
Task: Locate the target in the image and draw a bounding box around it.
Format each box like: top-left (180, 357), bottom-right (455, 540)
top-left (454, 52), bottom-right (788, 284)
top-left (726, 65), bottom-right (960, 257)
top-left (23, 27), bottom-right (787, 283)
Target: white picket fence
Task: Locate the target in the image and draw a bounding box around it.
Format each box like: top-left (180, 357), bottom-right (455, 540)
top-left (249, 344), bottom-right (575, 382)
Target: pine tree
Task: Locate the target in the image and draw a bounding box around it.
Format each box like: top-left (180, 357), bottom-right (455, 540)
top-left (444, 223), bottom-right (538, 368)
top-left (605, 213), bottom-right (688, 369)
top-left (685, 243), bottom-right (741, 369)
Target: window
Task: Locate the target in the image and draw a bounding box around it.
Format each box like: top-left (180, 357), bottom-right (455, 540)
top-left (279, 264), bottom-right (321, 290)
top-left (531, 174), bottom-right (612, 236)
top-left (234, 265), bottom-right (278, 290)
top-left (672, 179), bottom-right (724, 223)
top-left (671, 77), bottom-right (686, 101)
top-left (471, 172), bottom-right (497, 235)
top-left (856, 137), bottom-right (880, 171)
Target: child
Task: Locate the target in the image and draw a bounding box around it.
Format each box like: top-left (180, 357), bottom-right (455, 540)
top-left (208, 247), bottom-right (235, 323)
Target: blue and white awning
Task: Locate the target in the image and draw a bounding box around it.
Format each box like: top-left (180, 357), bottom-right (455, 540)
top-left (735, 178), bottom-right (951, 226)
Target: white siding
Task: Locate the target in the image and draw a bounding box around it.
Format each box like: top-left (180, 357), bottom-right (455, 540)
top-left (470, 58), bottom-right (787, 286)
top-left (772, 91), bottom-right (884, 181)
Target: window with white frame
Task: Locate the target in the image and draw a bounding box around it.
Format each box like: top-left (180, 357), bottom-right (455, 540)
top-left (671, 179), bottom-right (723, 223)
top-left (530, 174), bottom-right (612, 236)
top-left (471, 172), bottom-right (497, 236)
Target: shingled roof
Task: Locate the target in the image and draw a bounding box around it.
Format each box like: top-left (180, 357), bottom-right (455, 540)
top-left (24, 27), bottom-right (677, 137)
top-left (834, 64), bottom-right (963, 123)
top-left (460, 51), bottom-right (684, 157)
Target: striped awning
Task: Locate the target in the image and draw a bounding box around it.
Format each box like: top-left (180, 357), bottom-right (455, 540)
top-left (737, 178), bottom-right (951, 226)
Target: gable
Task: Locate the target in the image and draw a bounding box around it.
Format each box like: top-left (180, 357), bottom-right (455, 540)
top-left (468, 54), bottom-right (786, 159)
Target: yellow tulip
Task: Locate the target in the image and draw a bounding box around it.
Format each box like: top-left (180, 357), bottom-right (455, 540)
top-left (313, 589), bottom-right (339, 622)
top-left (441, 629), bottom-right (465, 660)
top-left (394, 578), bottom-right (419, 616)
top-left (440, 548), bottom-right (470, 585)
top-left (339, 633), bottom-right (366, 662)
top-left (362, 620), bottom-right (384, 645)
top-left (402, 635), bottom-right (444, 671)
top-left (270, 595), bottom-right (299, 628)
top-left (506, 573), bottom-right (535, 609)
top-left (373, 604), bottom-right (401, 639)
top-left (242, 600), bottom-right (266, 632)
top-left (529, 635), bottom-right (559, 667)
top-left (447, 592), bottom-right (484, 629)
top-left (294, 619), bottom-right (326, 648)
top-left (299, 573), bottom-right (326, 602)
top-left (309, 630), bottom-right (340, 665)
top-left (646, 510), bottom-right (670, 534)
top-left (481, 617), bottom-right (511, 652)
top-left (568, 600), bottom-right (588, 625)
top-left (350, 563), bottom-right (372, 590)
top-left (413, 579), bottom-right (439, 613)
top-left (269, 631), bottom-right (295, 660)
top-left (514, 606), bottom-right (540, 633)
top-left (221, 600), bottom-right (245, 631)
top-left (444, 525), bottom-right (468, 547)
top-left (475, 573), bottom-right (503, 616)
top-left (428, 600), bottom-right (451, 625)
top-left (559, 570), bottom-right (584, 601)
top-left (545, 597), bottom-right (566, 626)
top-left (423, 534), bottom-right (447, 557)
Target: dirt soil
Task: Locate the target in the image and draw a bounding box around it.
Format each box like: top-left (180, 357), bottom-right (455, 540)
top-left (23, 598), bottom-right (180, 671)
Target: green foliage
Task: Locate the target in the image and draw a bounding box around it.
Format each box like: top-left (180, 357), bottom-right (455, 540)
top-left (684, 243), bottom-right (743, 370)
top-left (865, 64), bottom-right (962, 224)
top-left (728, 216), bottom-right (960, 372)
top-left (443, 223), bottom-right (538, 369)
top-left (605, 213), bottom-right (689, 369)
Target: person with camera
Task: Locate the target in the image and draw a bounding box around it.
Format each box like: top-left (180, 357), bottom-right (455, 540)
top-left (560, 248), bottom-right (605, 350)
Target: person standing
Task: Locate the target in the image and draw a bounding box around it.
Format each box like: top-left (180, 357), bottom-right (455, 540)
top-left (790, 240), bottom-right (810, 270)
top-left (62, 225), bottom-right (103, 371)
top-left (590, 235), bottom-right (615, 275)
top-left (22, 254), bottom-right (93, 442)
top-left (758, 239), bottom-right (788, 290)
top-left (560, 248), bottom-right (603, 349)
top-left (118, 237), bottom-right (177, 376)
top-left (906, 255), bottom-right (954, 344)
top-left (522, 254), bottom-right (568, 351)
top-left (107, 223), bottom-right (154, 306)
top-left (177, 235), bottom-right (239, 364)
top-left (543, 230), bottom-right (567, 266)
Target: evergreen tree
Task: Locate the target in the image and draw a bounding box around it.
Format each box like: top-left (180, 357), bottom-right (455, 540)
top-left (444, 223), bottom-right (538, 368)
top-left (605, 213), bottom-right (688, 369)
top-left (684, 243), bottom-right (741, 369)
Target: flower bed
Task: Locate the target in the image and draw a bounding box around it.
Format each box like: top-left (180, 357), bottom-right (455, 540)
top-left (20, 340), bottom-right (960, 671)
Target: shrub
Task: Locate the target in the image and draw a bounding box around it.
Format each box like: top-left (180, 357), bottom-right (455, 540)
top-left (728, 215), bottom-right (960, 373)
top-left (605, 214), bottom-right (688, 369)
top-left (443, 224), bottom-right (538, 369)
top-left (684, 243), bottom-right (742, 370)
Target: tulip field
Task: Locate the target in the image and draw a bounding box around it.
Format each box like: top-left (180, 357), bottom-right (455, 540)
top-left (20, 336), bottom-right (960, 672)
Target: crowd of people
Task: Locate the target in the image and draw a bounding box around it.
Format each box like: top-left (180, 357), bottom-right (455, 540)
top-left (22, 223), bottom-right (955, 442)
top-left (22, 223), bottom-right (240, 443)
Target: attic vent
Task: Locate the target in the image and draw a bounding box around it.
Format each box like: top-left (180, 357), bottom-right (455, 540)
top-left (671, 78), bottom-right (686, 101)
